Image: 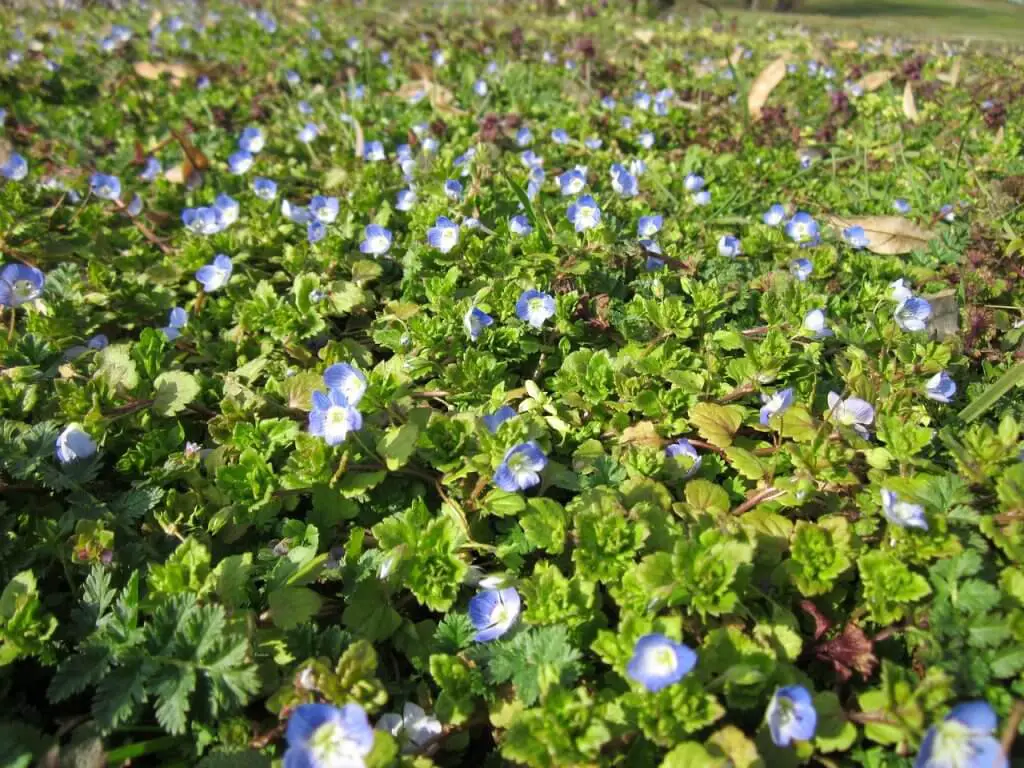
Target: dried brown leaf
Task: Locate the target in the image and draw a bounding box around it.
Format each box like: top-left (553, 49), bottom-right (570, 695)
top-left (619, 421), bottom-right (663, 449)
top-left (902, 81), bottom-right (919, 123)
top-left (937, 58), bottom-right (961, 86)
top-left (748, 56), bottom-right (787, 120)
top-left (827, 215), bottom-right (936, 255)
top-left (632, 29), bottom-right (654, 44)
top-left (133, 61), bottom-right (195, 82)
top-left (835, 40), bottom-right (859, 51)
top-left (857, 70), bottom-right (894, 92)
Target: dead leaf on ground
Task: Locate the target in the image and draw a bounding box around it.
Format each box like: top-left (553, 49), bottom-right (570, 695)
top-left (748, 56), bottom-right (787, 120)
top-left (619, 421), bottom-right (663, 449)
top-left (827, 215), bottom-right (936, 255)
top-left (902, 81), bottom-right (919, 123)
top-left (835, 40), bottom-right (859, 51)
top-left (937, 58), bottom-right (961, 86)
top-left (815, 623), bottom-right (877, 682)
top-left (396, 79), bottom-right (466, 116)
top-left (857, 70), bottom-right (894, 92)
top-left (633, 29), bottom-right (654, 44)
top-left (133, 61), bottom-right (196, 85)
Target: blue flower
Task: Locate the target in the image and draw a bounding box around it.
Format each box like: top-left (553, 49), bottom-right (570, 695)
top-left (939, 203), bottom-right (956, 222)
top-left (633, 91), bottom-right (651, 111)
top-left (1, 152), bottom-right (28, 181)
top-left (139, 156), bottom-right (162, 182)
top-left (227, 150), bottom-right (253, 175)
top-left (214, 193), bottom-right (239, 226)
top-left (626, 634), bottom-right (697, 692)
top-left (891, 279), bottom-right (914, 303)
top-left (786, 212), bottom-right (820, 245)
top-left (916, 701), bottom-right (1006, 768)
top-left (767, 686), bottom-right (818, 747)
top-left (629, 158), bottom-right (647, 177)
top-left (433, 50), bottom-right (446, 67)
top-left (307, 220), bottom-right (327, 244)
top-left (803, 309), bottom-right (833, 338)
top-left (0, 263), bottom-right (45, 307)
top-left (197, 75), bottom-right (211, 90)
top-left (551, 128), bottom-right (569, 144)
top-left (427, 216), bottom-right (459, 253)
top-left (567, 195), bottom-right (601, 232)
top-left (239, 126), bottom-right (264, 153)
top-left (90, 173), bottom-right (121, 200)
top-left (558, 169), bottom-right (587, 196)
top-left (610, 164), bottom-right (639, 197)
top-left (309, 195), bottom-right (339, 224)
top-left (520, 150), bottom-right (543, 169)
top-left (601, 96), bottom-right (616, 109)
top-left (510, 215), bottom-right (532, 236)
top-left (464, 306), bottom-right (494, 341)
top-left (827, 391), bottom-right (875, 438)
top-left (925, 371), bottom-right (956, 403)
top-left (881, 489), bottom-right (928, 530)
top-left (483, 405), bottom-right (516, 433)
top-left (692, 190), bottom-right (711, 206)
top-left (160, 307), bottom-right (188, 340)
top-left (360, 225), bottom-right (392, 256)
top-left (516, 289), bottom-right (556, 328)
top-left (87, 334), bottom-right (109, 350)
top-left (444, 179), bottom-right (463, 200)
top-left (126, 194), bottom-right (143, 216)
top-left (638, 215), bottom-right (663, 238)
top-left (196, 254), bottom-right (233, 292)
top-left (843, 225), bottom-right (870, 249)
top-left (893, 198), bottom-right (911, 214)
top-left (252, 177), bottom-right (277, 200)
top-left (324, 363), bottom-right (367, 406)
top-left (182, 206), bottom-right (225, 235)
top-left (56, 424), bottom-right (97, 465)
top-left (297, 122), bottom-right (319, 143)
top-left (638, 131), bottom-right (655, 149)
top-left (895, 297), bottom-right (932, 332)
top-left (620, 116), bottom-right (634, 130)
top-left (718, 234), bottom-right (742, 258)
top-left (473, 79), bottom-right (488, 97)
top-left (516, 127), bottom-right (533, 147)
top-left (666, 439), bottom-right (702, 477)
top-left (584, 136), bottom-right (603, 150)
top-left (284, 703), bottom-right (374, 768)
top-left (396, 188), bottom-right (417, 212)
top-left (364, 140), bottom-right (386, 161)
top-left (760, 389), bottom-right (794, 426)
top-left (494, 441), bottom-right (547, 492)
top-left (790, 258), bottom-right (813, 281)
top-left (468, 587), bottom-right (521, 642)
top-left (309, 388), bottom-right (363, 445)
top-left (684, 174), bottom-right (705, 193)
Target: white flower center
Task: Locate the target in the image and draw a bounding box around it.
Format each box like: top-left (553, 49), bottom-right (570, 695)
top-left (326, 406), bottom-right (350, 427)
top-left (309, 722), bottom-right (364, 768)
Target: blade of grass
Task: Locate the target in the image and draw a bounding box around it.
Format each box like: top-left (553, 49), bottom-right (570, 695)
top-left (958, 361), bottom-right (1024, 423)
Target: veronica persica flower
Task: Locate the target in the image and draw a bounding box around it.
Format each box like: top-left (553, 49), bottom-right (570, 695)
top-left (520, 150), bottom-right (542, 169)
top-left (558, 169), bottom-right (586, 196)
top-left (215, 193), bottom-right (239, 226)
top-left (483, 405), bottom-right (516, 433)
top-left (468, 587), bottom-right (521, 642)
top-left (601, 95), bottom-right (616, 109)
top-left (297, 122), bottom-right (319, 143)
top-left (626, 634), bottom-right (697, 692)
top-left (791, 258), bottom-right (813, 282)
top-left (925, 371), bottom-right (956, 403)
top-left (227, 150), bottom-right (253, 175)
top-left (637, 215), bottom-right (662, 239)
top-left (56, 424), bottom-right (97, 465)
top-left (718, 234), bottom-right (742, 258)
top-left (939, 203), bottom-right (956, 222)
top-left (763, 203), bottom-right (786, 226)
top-left (666, 439), bottom-right (702, 477)
top-left (90, 173), bottom-right (121, 200)
top-left (638, 131), bottom-right (655, 149)
top-left (516, 289), bottom-right (556, 328)
top-left (239, 126), bottom-right (264, 153)
top-left (309, 195), bottom-right (339, 224)
top-left (827, 391), bottom-right (875, 437)
top-left (125, 194), bottom-right (143, 216)
top-left (551, 128), bottom-right (569, 144)
top-left (760, 389), bottom-right (794, 426)
top-left (684, 173), bottom-right (705, 193)
top-left (140, 156), bottom-right (161, 182)
top-left (160, 307), bottom-right (187, 340)
top-left (843, 225), bottom-right (870, 249)
top-left (427, 216), bottom-right (459, 253)
top-left (766, 686), bottom-right (818, 747)
top-left (464, 306), bottom-right (494, 341)
top-left (252, 177), bottom-right (277, 200)
top-left (916, 701), bottom-right (1007, 768)
top-left (182, 206), bottom-right (224, 235)
top-left (584, 136), bottom-right (603, 150)
top-left (376, 702), bottom-right (442, 754)
top-left (895, 297), bottom-right (932, 332)
top-left (510, 215), bottom-right (532, 236)
top-left (891, 278), bottom-right (914, 303)
top-left (567, 195), bottom-right (601, 232)
top-left (880, 489), bottom-right (928, 530)
top-left (495, 441), bottom-right (547, 492)
top-left (473, 79), bottom-right (488, 97)
top-left (610, 164), bottom-right (639, 197)
top-left (360, 225), bottom-right (392, 256)
top-left (1, 152), bottom-right (28, 181)
top-left (364, 140), bottom-right (385, 162)
top-left (282, 200), bottom-right (310, 225)
top-left (516, 127), bottom-right (533, 147)
top-left (786, 212), bottom-right (820, 245)
top-left (308, 220), bottom-right (327, 244)
top-left (893, 198), bottom-right (911, 214)
top-left (284, 703), bottom-right (374, 768)
top-left (196, 254), bottom-right (232, 292)
top-left (803, 309), bottom-right (834, 338)
top-left (309, 389), bottom-right (363, 446)
top-left (396, 188), bottom-right (416, 212)
top-left (444, 179), bottom-right (463, 200)
top-left (0, 263), bottom-right (45, 307)
top-left (324, 363), bottom-right (367, 407)
top-left (692, 190), bottom-right (711, 206)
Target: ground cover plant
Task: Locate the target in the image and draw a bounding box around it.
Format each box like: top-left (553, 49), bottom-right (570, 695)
top-left (1, 0), bottom-right (1024, 766)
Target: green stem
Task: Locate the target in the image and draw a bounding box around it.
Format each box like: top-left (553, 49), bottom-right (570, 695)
top-left (106, 736), bottom-right (183, 764)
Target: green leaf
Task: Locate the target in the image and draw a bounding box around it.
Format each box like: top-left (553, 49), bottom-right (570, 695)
top-left (95, 344), bottom-right (139, 392)
top-left (342, 582), bottom-right (402, 642)
top-left (267, 586), bottom-right (322, 629)
top-left (430, 654), bottom-right (484, 725)
top-left (376, 423), bottom-right (419, 470)
top-left (858, 551), bottom-right (931, 625)
top-left (485, 626), bottom-right (582, 706)
top-left (685, 479), bottom-right (731, 516)
top-left (725, 446), bottom-right (768, 480)
top-left (786, 519), bottom-right (853, 597)
top-left (689, 403), bottom-right (744, 448)
top-left (152, 371), bottom-right (200, 417)
top-left (959, 361), bottom-right (1024, 422)
top-left (520, 498), bottom-right (567, 554)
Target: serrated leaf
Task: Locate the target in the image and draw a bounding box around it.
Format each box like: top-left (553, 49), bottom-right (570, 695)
top-left (95, 344), bottom-right (139, 392)
top-left (689, 403), bottom-right (744, 448)
top-left (267, 586), bottom-right (322, 629)
top-left (826, 215), bottom-right (936, 255)
top-left (725, 447), bottom-right (768, 480)
top-left (152, 371), bottom-right (200, 417)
